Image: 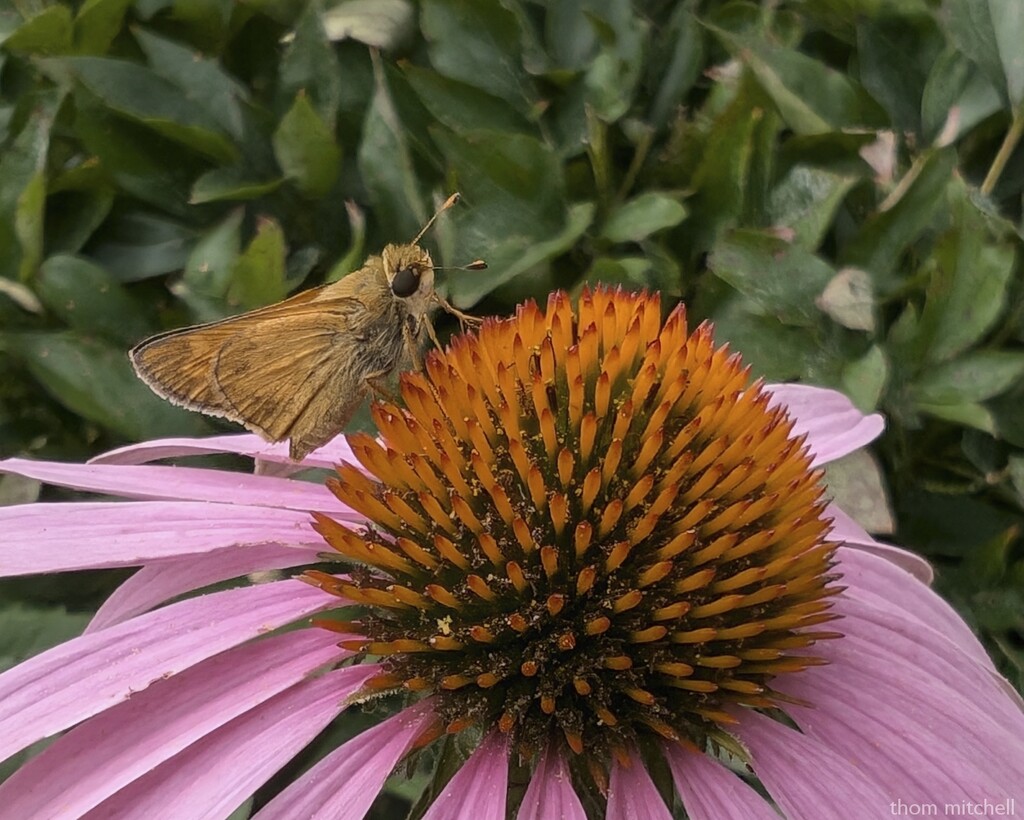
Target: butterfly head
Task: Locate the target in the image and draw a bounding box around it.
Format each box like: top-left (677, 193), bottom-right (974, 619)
top-left (382, 243), bottom-right (435, 313)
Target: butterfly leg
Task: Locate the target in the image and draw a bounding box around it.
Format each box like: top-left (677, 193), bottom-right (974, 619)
top-left (363, 370), bottom-right (399, 402)
top-left (416, 315), bottom-right (453, 365)
top-left (404, 316), bottom-right (429, 372)
top-left (436, 295), bottom-right (482, 332)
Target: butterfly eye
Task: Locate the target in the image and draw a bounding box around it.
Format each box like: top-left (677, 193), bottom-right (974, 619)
top-left (391, 267), bottom-right (421, 298)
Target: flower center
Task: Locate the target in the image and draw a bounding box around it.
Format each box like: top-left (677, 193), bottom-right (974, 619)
top-left (304, 287), bottom-right (839, 768)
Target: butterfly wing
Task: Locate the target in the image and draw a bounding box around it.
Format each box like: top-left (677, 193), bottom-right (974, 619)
top-left (131, 277), bottom-right (398, 459)
top-left (223, 328), bottom-right (369, 460)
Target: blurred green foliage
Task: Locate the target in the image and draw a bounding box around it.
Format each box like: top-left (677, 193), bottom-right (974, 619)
top-left (2, 0), bottom-right (1024, 793)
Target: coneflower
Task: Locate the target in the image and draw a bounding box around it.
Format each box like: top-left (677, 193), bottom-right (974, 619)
top-left (0, 287), bottom-right (1020, 819)
top-left (309, 288), bottom-right (839, 776)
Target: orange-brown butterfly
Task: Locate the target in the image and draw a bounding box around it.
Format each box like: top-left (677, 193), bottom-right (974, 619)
top-left (131, 193), bottom-right (484, 460)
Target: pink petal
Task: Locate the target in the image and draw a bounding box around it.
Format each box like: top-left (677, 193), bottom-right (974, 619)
top-left (517, 745), bottom-right (585, 820)
top-left (254, 702), bottom-right (436, 820)
top-left (827, 503), bottom-right (933, 583)
top-left (734, 709), bottom-right (890, 816)
top-left (766, 383), bottom-right (884, 466)
top-left (795, 561), bottom-right (1024, 777)
top-left (764, 550), bottom-right (1024, 804)
top-left (0, 629), bottom-right (349, 818)
top-left (664, 744), bottom-right (776, 820)
top-left (0, 577), bottom-right (339, 761)
top-left (607, 754), bottom-right (672, 819)
top-left (82, 665), bottom-right (377, 820)
top-left (0, 501), bottom-right (323, 576)
top-left (781, 655), bottom-right (1017, 804)
top-left (836, 547), bottom-right (997, 674)
top-left (90, 432), bottom-right (359, 471)
top-left (0, 458), bottom-right (344, 511)
top-left (423, 731), bottom-right (509, 820)
top-left (86, 544), bottom-right (322, 633)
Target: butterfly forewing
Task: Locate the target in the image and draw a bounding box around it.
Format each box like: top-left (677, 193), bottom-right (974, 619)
top-left (130, 288), bottom-right (372, 459)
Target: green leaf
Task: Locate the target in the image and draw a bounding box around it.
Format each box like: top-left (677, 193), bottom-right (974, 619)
top-left (447, 202), bottom-right (594, 308)
top-left (183, 209), bottom-right (243, 296)
top-left (767, 165), bottom-right (857, 250)
top-left (358, 55), bottom-right (427, 243)
top-left (190, 167), bottom-right (283, 204)
top-left (921, 49), bottom-right (1003, 144)
top-left (321, 0), bottom-right (415, 50)
top-left (0, 103), bottom-right (11, 145)
top-left (989, 1), bottom-right (1024, 106)
top-left (326, 201), bottom-right (367, 283)
top-left (134, 28), bottom-right (249, 140)
top-left (817, 268), bottom-right (875, 332)
top-left (0, 97), bottom-right (56, 282)
top-left (279, 1), bottom-right (343, 124)
top-left (45, 189), bottom-right (115, 254)
top-left (915, 190), bottom-right (1016, 363)
top-left (3, 5), bottom-right (73, 55)
top-left (404, 66), bottom-right (533, 135)
top-left (776, 131), bottom-right (879, 177)
top-left (683, 78), bottom-right (763, 256)
top-left (228, 217), bottom-right (287, 309)
top-left (0, 10), bottom-right (21, 44)
top-left (584, 256), bottom-right (657, 289)
top-left (434, 128), bottom-right (566, 242)
top-left (944, 0), bottom-right (1024, 106)
top-left (600, 192), bottom-right (687, 243)
top-left (421, 0), bottom-right (535, 108)
top-left (178, 209), bottom-right (243, 321)
top-left (158, 0), bottom-right (233, 50)
top-left (35, 255), bottom-right (154, 344)
top-left (842, 344), bottom-right (888, 411)
top-left (0, 603), bottom-right (91, 672)
top-left (840, 147), bottom-right (957, 282)
top-left (43, 56), bottom-right (238, 162)
top-left (647, 2), bottom-right (704, 128)
top-left (0, 473), bottom-right (41, 506)
top-left (991, 383), bottom-right (1024, 447)
top-left (1009, 455), bottom-right (1024, 505)
top-left (543, 0), bottom-right (598, 70)
top-left (708, 230), bottom-right (836, 326)
top-left (914, 400), bottom-right (996, 433)
top-left (273, 92), bottom-right (341, 199)
top-left (855, 13), bottom-right (943, 135)
top-left (224, 799), bottom-right (254, 820)
top-left (581, 5), bottom-right (648, 122)
top-left (88, 212), bottom-right (197, 282)
top-left (910, 351), bottom-right (1024, 405)
top-left (72, 100), bottom-right (197, 214)
top-left (588, 256), bottom-right (652, 285)
top-left (705, 306), bottom-right (813, 381)
top-left (711, 25), bottom-right (885, 135)
top-left (134, 0), bottom-right (173, 19)
top-left (897, 487), bottom-right (1019, 558)
top-left (823, 450), bottom-right (894, 535)
top-left (3, 331), bottom-right (211, 439)
top-left (74, 0), bottom-right (132, 55)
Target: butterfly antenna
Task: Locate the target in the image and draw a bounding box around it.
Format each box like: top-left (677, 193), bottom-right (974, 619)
top-left (411, 192), bottom-right (462, 245)
top-left (434, 259), bottom-right (488, 272)
top-left (431, 258), bottom-right (487, 326)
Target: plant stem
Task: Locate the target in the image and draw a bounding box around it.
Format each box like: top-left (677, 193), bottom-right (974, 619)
top-left (981, 107), bottom-right (1024, 197)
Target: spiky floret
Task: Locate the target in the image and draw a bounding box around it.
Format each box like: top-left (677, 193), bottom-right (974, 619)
top-left (304, 287), bottom-right (840, 767)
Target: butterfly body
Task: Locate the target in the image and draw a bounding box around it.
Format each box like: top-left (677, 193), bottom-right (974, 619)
top-left (131, 242), bottom-right (437, 460)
